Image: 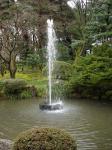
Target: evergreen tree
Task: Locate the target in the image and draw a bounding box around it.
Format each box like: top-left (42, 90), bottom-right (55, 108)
top-left (85, 0), bottom-right (112, 44)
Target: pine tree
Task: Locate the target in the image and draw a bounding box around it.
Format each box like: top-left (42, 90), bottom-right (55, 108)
top-left (85, 0), bottom-right (112, 44)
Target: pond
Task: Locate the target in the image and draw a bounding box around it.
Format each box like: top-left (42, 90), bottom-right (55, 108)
top-left (0, 98), bottom-right (112, 150)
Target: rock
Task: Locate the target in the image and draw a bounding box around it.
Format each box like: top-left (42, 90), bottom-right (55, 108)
top-left (0, 139), bottom-right (13, 150)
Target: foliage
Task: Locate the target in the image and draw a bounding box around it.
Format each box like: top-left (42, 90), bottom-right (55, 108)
top-left (0, 80), bottom-right (4, 96)
top-left (0, 71), bottom-right (47, 98)
top-left (93, 43), bottom-right (112, 58)
top-left (54, 61), bottom-right (73, 80)
top-left (4, 79), bottom-right (27, 97)
top-left (20, 90), bottom-right (32, 99)
top-left (85, 0), bottom-right (112, 44)
top-left (52, 81), bottom-right (65, 98)
top-left (20, 85), bottom-right (38, 99)
top-left (0, 0), bottom-right (112, 101)
top-left (25, 53), bottom-right (40, 69)
top-left (30, 79), bottom-right (47, 97)
top-left (43, 61), bottom-right (73, 80)
top-left (66, 55), bottom-right (112, 100)
top-left (13, 127), bottom-right (77, 150)
top-left (0, 80), bottom-right (5, 92)
top-left (57, 43), bottom-right (70, 61)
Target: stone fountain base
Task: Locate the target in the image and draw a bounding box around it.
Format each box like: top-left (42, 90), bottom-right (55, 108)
top-left (39, 102), bottom-right (63, 111)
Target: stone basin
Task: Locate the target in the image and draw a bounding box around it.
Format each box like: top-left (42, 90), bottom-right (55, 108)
top-left (39, 102), bottom-right (63, 111)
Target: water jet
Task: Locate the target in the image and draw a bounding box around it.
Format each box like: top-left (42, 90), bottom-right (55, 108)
top-left (39, 19), bottom-right (63, 111)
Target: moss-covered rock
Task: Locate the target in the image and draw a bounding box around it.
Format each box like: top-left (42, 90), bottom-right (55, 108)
top-left (13, 128), bottom-right (77, 150)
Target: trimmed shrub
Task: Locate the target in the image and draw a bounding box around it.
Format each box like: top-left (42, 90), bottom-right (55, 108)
top-left (13, 128), bottom-right (77, 150)
top-left (4, 79), bottom-right (27, 97)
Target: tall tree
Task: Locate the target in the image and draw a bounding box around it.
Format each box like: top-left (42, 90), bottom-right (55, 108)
top-left (0, 11), bottom-right (25, 78)
top-left (85, 0), bottom-right (112, 44)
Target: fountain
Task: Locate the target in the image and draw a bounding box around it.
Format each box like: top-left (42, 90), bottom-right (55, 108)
top-left (14, 0), bottom-right (18, 3)
top-left (39, 19), bottom-right (63, 111)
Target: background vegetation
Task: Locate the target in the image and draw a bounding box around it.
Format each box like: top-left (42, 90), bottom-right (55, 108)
top-left (0, 0), bottom-right (112, 100)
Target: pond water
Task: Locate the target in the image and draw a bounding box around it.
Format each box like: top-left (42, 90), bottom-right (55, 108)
top-left (0, 98), bottom-right (112, 150)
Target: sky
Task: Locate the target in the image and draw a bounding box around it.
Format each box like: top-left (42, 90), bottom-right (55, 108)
top-left (67, 0), bottom-right (76, 9)
top-left (67, 0), bottom-right (87, 9)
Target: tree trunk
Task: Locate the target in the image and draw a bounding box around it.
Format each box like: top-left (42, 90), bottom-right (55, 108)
top-left (0, 64), bottom-right (5, 77)
top-left (9, 55), bottom-right (17, 79)
top-left (9, 69), bottom-right (16, 79)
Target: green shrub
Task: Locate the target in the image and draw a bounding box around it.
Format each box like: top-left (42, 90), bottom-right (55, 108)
top-left (29, 79), bottom-right (47, 97)
top-left (4, 79), bottom-right (27, 97)
top-left (20, 90), bottom-right (32, 99)
top-left (65, 55), bottom-right (112, 100)
top-left (20, 86), bottom-right (38, 99)
top-left (93, 43), bottom-right (112, 58)
top-left (0, 81), bottom-right (5, 96)
top-left (54, 61), bottom-right (73, 80)
top-left (43, 61), bottom-right (73, 80)
top-left (13, 128), bottom-right (77, 150)
top-left (0, 81), bottom-right (5, 92)
top-left (105, 90), bottom-right (112, 100)
top-left (52, 81), bottom-right (65, 98)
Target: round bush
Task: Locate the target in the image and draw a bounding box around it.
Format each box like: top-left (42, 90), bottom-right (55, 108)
top-left (13, 128), bottom-right (77, 150)
top-left (4, 79), bottom-right (27, 96)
